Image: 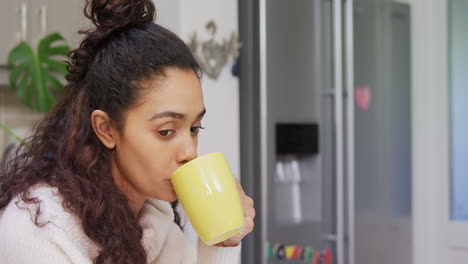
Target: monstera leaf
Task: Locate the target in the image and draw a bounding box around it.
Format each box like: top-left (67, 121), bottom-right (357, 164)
top-left (7, 33), bottom-right (70, 112)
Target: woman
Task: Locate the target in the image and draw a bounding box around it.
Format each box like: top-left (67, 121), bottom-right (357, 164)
top-left (0, 0), bottom-right (255, 263)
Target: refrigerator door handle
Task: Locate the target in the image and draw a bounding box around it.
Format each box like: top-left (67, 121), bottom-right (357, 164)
top-left (332, 0), bottom-right (345, 264)
top-left (259, 0), bottom-right (268, 263)
top-left (344, 0), bottom-right (355, 264)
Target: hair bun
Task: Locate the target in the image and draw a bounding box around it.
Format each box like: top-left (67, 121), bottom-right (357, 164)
top-left (86, 0), bottom-right (155, 34)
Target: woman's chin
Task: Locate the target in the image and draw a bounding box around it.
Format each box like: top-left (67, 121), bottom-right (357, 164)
top-left (165, 194), bottom-right (178, 203)
top-left (167, 188), bottom-right (178, 202)
top-left (152, 189), bottom-right (178, 202)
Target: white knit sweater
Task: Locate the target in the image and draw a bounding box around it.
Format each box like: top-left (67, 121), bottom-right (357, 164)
top-left (0, 185), bottom-right (240, 263)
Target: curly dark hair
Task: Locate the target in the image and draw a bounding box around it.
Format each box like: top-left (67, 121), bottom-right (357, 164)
top-left (0, 0), bottom-right (200, 263)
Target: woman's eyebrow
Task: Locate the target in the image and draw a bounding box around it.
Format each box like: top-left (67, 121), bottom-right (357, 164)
top-left (149, 111), bottom-right (185, 120)
top-left (149, 108), bottom-right (206, 121)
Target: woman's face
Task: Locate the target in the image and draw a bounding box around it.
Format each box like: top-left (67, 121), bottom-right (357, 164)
top-left (112, 68), bottom-right (205, 203)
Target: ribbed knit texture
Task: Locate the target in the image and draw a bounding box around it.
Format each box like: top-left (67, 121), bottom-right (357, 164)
top-left (0, 185), bottom-right (240, 263)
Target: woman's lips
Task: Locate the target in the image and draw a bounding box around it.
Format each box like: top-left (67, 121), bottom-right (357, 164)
top-left (168, 179), bottom-right (173, 188)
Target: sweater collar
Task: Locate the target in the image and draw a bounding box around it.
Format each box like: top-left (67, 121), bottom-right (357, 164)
top-left (144, 198), bottom-right (174, 218)
top-left (139, 198), bottom-right (175, 262)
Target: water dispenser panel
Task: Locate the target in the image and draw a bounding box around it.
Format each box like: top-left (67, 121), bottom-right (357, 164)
top-left (276, 123), bottom-right (319, 155)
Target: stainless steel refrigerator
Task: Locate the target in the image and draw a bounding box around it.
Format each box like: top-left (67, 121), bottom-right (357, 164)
top-left (239, 0), bottom-right (412, 264)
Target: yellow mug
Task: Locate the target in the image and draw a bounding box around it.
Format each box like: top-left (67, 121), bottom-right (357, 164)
top-left (171, 152), bottom-right (244, 245)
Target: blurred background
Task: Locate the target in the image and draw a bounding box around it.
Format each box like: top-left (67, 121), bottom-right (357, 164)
top-left (0, 0), bottom-right (466, 263)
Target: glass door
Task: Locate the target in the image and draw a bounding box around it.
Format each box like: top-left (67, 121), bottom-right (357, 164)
top-left (446, 0), bottom-right (468, 261)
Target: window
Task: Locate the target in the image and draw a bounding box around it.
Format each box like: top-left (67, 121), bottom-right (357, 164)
top-left (450, 0), bottom-right (468, 221)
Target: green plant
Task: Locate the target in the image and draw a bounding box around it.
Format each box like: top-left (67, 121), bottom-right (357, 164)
top-left (0, 33), bottom-right (70, 145)
top-left (7, 32), bottom-right (70, 112)
top-left (0, 123), bottom-right (24, 145)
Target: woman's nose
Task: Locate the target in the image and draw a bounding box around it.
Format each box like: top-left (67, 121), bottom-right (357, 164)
top-left (176, 136), bottom-right (198, 164)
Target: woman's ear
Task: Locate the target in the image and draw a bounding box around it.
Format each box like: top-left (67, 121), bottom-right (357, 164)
top-left (91, 110), bottom-right (118, 149)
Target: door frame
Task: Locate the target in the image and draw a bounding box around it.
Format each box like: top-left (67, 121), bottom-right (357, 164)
top-left (395, 0), bottom-right (449, 263)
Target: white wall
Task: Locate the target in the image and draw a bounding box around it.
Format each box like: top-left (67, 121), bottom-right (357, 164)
top-left (154, 0), bottom-right (240, 178)
top-left (394, 0), bottom-right (449, 264)
top-left (154, 0), bottom-right (182, 36)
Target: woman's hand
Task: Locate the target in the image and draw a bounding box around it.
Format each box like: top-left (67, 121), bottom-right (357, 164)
top-left (216, 176), bottom-right (255, 247)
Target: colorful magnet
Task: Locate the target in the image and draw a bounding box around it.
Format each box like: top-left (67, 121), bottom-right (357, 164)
top-left (267, 242), bottom-right (274, 259)
top-left (266, 241), bottom-right (333, 263)
top-left (314, 251), bottom-right (320, 264)
top-left (355, 85), bottom-right (372, 110)
top-left (306, 248), bottom-right (315, 262)
top-left (323, 249), bottom-right (331, 264)
top-left (276, 244), bottom-right (286, 260)
top-left (285, 245), bottom-right (295, 259)
top-left (300, 246), bottom-right (306, 260)
top-left (292, 245), bottom-right (301, 260)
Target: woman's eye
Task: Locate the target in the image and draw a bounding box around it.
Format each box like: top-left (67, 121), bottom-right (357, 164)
top-left (158, 130), bottom-right (174, 137)
top-left (190, 126), bottom-right (205, 135)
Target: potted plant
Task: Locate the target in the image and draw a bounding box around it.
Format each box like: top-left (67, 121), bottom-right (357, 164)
top-left (0, 32), bottom-right (70, 165)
